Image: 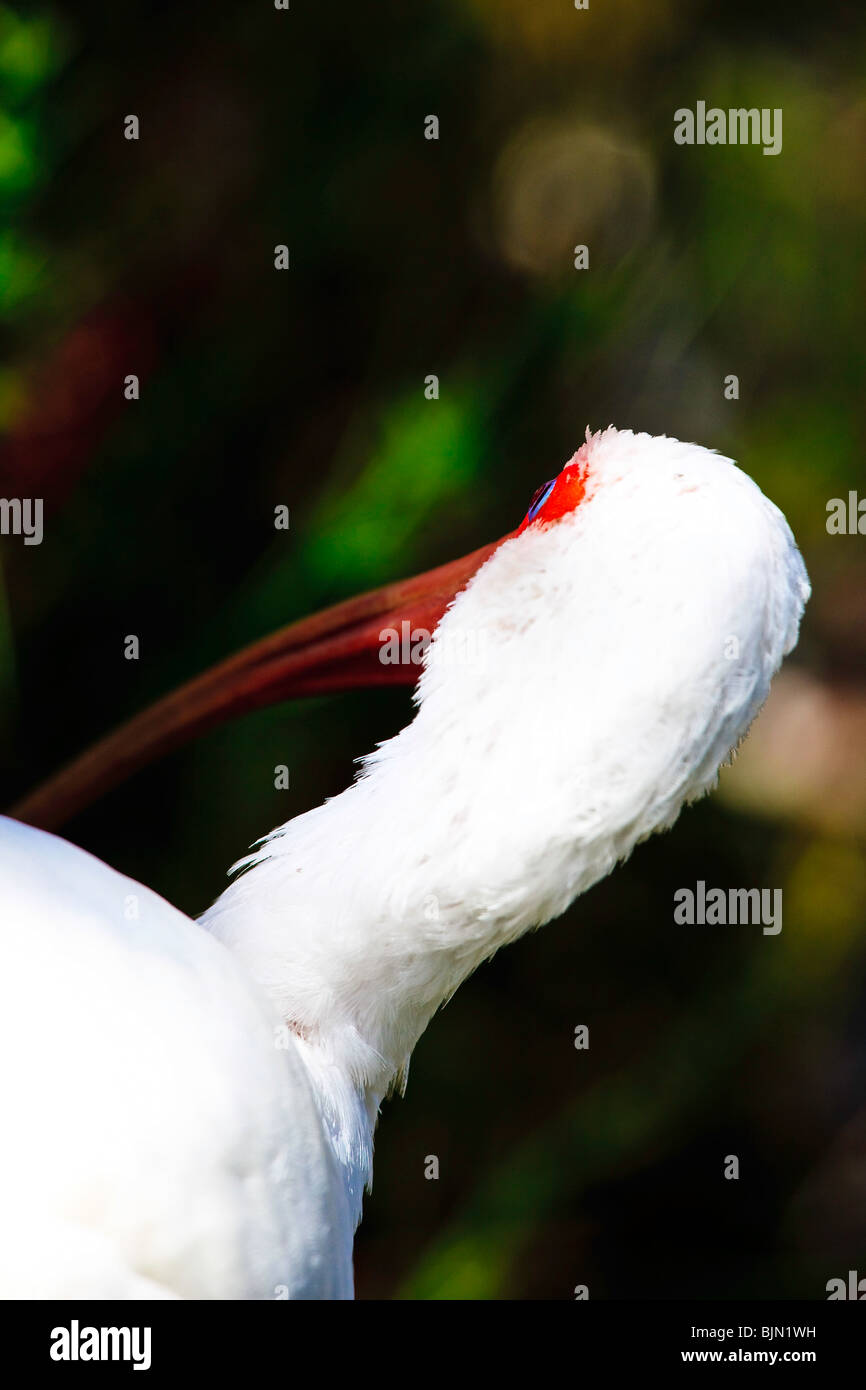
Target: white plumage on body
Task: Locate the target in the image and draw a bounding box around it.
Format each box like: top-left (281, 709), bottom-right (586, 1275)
top-left (0, 428), bottom-right (810, 1298)
top-left (0, 817), bottom-right (353, 1298)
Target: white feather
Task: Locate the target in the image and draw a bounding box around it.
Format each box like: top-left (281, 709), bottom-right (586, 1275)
top-left (0, 428), bottom-right (809, 1296)
top-left (0, 817), bottom-right (353, 1298)
top-left (202, 429), bottom-right (809, 1208)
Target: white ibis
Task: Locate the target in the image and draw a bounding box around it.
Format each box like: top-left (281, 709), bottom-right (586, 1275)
top-left (0, 428), bottom-right (809, 1298)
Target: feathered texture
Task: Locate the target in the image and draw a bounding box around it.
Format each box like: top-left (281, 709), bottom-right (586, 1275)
top-left (0, 816), bottom-right (354, 1297)
top-left (201, 427), bottom-right (810, 1219)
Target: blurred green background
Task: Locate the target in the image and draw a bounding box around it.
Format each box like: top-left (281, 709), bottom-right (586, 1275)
top-left (1, 0), bottom-right (865, 1298)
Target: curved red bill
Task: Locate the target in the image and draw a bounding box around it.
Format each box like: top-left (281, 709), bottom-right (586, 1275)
top-left (9, 537), bottom-right (508, 832)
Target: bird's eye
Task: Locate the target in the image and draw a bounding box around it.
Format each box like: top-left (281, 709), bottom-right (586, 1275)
top-left (525, 479), bottom-right (556, 522)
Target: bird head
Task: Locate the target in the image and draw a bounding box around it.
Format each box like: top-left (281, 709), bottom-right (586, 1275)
top-left (344, 426), bottom-right (811, 929)
top-left (12, 427), bottom-right (809, 842)
top-left (194, 427), bottom-right (810, 1085)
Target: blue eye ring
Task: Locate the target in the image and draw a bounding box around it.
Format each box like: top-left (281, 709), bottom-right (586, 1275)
top-left (526, 478), bottom-right (556, 522)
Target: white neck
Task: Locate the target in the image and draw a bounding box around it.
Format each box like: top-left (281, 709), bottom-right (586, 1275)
top-left (200, 754), bottom-right (545, 1216)
top-left (200, 429), bottom-right (809, 1225)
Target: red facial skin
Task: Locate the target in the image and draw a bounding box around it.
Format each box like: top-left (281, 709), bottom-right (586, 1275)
top-left (516, 453), bottom-right (588, 534)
